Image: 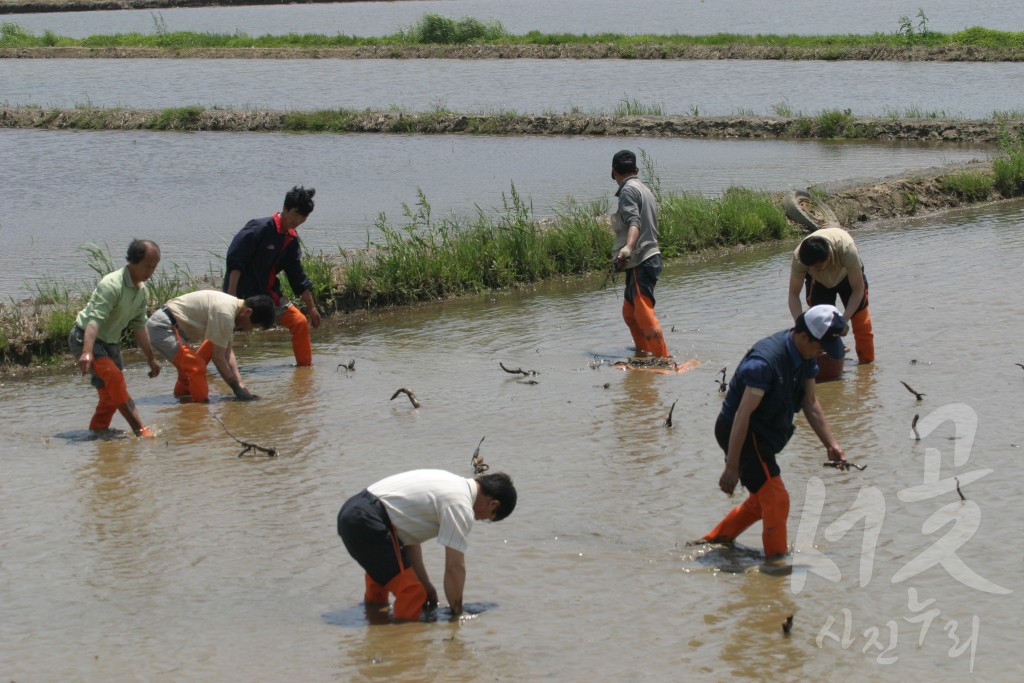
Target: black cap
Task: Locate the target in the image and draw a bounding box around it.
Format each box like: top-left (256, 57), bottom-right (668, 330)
top-left (612, 150), bottom-right (637, 172)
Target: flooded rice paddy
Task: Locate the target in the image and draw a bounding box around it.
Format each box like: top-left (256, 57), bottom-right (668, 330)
top-left (3, 59), bottom-right (1022, 121)
top-left (4, 0), bottom-right (1021, 39)
top-left (2, 201), bottom-right (1023, 681)
top-left (2, 2), bottom-right (1022, 678)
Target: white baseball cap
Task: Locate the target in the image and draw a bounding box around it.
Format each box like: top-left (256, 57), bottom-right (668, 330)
top-left (802, 304), bottom-right (846, 359)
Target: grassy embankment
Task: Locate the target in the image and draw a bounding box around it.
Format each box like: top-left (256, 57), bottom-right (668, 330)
top-left (0, 164), bottom-right (789, 366)
top-left (2, 12), bottom-right (1024, 57)
top-left (5, 134), bottom-right (1024, 368)
top-left (6, 102), bottom-right (1024, 142)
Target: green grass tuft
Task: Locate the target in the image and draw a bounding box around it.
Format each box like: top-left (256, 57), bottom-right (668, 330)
top-left (939, 171), bottom-right (993, 201)
top-left (613, 97), bottom-right (664, 116)
top-left (148, 106), bottom-right (205, 130)
top-left (399, 13), bottom-right (508, 44)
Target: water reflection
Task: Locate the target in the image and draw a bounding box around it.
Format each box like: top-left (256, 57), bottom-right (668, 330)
top-left (614, 369), bottom-right (673, 465)
top-left (717, 572), bottom-right (802, 678)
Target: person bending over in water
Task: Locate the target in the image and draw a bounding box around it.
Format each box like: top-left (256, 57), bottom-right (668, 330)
top-left (146, 290), bottom-right (275, 402)
top-left (338, 469), bottom-right (517, 620)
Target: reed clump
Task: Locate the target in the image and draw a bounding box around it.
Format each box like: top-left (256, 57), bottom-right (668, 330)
top-left (398, 14), bottom-right (508, 44)
top-left (659, 188), bottom-right (790, 254)
top-left (939, 171), bottom-right (994, 201)
top-left (785, 108), bottom-right (878, 139)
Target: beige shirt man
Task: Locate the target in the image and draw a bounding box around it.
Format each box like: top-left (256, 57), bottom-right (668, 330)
top-left (788, 227), bottom-right (867, 326)
top-left (789, 227), bottom-right (863, 289)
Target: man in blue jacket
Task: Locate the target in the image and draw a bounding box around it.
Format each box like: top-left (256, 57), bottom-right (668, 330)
top-left (215, 186), bottom-right (321, 366)
top-left (702, 305), bottom-right (848, 558)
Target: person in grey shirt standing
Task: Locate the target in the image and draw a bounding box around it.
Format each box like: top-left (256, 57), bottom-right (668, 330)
top-left (610, 150), bottom-right (669, 357)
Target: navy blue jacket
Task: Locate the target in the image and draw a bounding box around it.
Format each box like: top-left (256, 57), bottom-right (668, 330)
top-left (721, 330), bottom-right (818, 455)
top-left (223, 215), bottom-right (312, 305)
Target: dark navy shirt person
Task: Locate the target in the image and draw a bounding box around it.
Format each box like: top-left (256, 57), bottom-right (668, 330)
top-left (219, 186), bottom-right (320, 366)
top-left (702, 305), bottom-right (848, 559)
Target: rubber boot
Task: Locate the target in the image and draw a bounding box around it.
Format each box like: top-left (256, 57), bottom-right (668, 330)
top-left (850, 307), bottom-right (875, 364)
top-left (92, 356), bottom-right (130, 405)
top-left (88, 387), bottom-right (117, 431)
top-left (630, 292), bottom-right (669, 357)
top-left (196, 340), bottom-right (215, 365)
top-left (756, 476), bottom-right (791, 558)
top-left (173, 374), bottom-right (191, 399)
top-left (384, 567), bottom-right (428, 620)
top-left (172, 345), bottom-right (210, 403)
top-left (621, 299), bottom-right (649, 354)
top-left (118, 400), bottom-right (154, 438)
top-left (703, 490), bottom-right (763, 544)
top-left (364, 573), bottom-right (389, 605)
top-left (277, 304), bottom-right (312, 366)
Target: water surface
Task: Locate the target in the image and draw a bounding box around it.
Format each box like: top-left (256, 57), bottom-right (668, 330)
top-left (2, 0), bottom-right (1014, 38)
top-left (3, 58), bottom-right (1019, 120)
top-left (2, 201), bottom-right (1022, 681)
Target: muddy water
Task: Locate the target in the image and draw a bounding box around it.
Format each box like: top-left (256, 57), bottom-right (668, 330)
top-left (3, 58), bottom-right (1021, 120)
top-left (5, 0), bottom-right (1020, 38)
top-left (0, 127), bottom-right (991, 299)
top-left (2, 201), bottom-right (1022, 681)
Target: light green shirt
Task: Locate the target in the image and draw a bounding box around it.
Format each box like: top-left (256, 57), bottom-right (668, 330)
top-left (75, 266), bottom-right (149, 343)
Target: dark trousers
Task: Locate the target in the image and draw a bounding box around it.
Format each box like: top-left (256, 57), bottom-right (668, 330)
top-left (804, 269), bottom-right (869, 313)
top-left (338, 490), bottom-right (407, 587)
top-left (715, 414), bottom-right (781, 495)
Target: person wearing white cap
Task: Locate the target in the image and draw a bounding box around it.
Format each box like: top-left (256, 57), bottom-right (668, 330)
top-left (701, 304), bottom-right (848, 559)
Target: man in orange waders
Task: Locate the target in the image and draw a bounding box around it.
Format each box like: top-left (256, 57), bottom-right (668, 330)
top-left (703, 305), bottom-right (848, 559)
top-left (217, 186), bottom-right (321, 366)
top-left (610, 150), bottom-right (669, 358)
top-left (338, 470), bottom-right (517, 620)
top-left (146, 290), bottom-right (275, 402)
top-left (788, 227), bottom-right (874, 364)
top-left (68, 239), bottom-right (162, 437)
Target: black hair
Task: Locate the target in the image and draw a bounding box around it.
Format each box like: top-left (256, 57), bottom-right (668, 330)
top-left (794, 313), bottom-right (812, 338)
top-left (126, 239), bottom-right (159, 264)
top-left (798, 235), bottom-right (830, 267)
top-left (476, 472), bottom-right (517, 522)
top-left (283, 186), bottom-right (316, 216)
top-left (612, 149), bottom-right (638, 175)
top-left (244, 294), bottom-right (276, 329)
